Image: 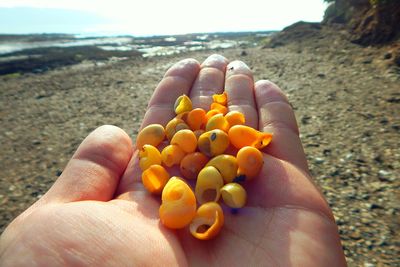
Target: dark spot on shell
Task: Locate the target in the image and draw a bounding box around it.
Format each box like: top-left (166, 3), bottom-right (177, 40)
top-left (210, 132), bottom-right (217, 141)
top-left (230, 208), bottom-right (239, 214)
top-left (233, 175), bottom-right (246, 183)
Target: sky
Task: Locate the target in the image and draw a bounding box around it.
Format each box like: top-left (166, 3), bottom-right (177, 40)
top-left (0, 0), bottom-right (328, 36)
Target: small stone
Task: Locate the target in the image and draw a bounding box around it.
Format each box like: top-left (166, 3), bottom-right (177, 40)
top-left (383, 52), bottom-right (392, 59)
top-left (314, 157), bottom-right (325, 164)
top-left (378, 170), bottom-right (394, 182)
top-left (362, 58), bottom-right (373, 64)
top-left (386, 97), bottom-right (400, 103)
top-left (317, 73), bottom-right (326, 78)
top-left (32, 140), bottom-right (41, 145)
top-left (345, 153), bottom-right (353, 160)
top-left (240, 50), bottom-right (248, 56)
top-left (301, 115), bottom-right (311, 124)
top-left (380, 118), bottom-right (389, 125)
top-left (349, 231), bottom-right (362, 240)
top-left (323, 149), bottom-right (331, 156)
top-left (367, 203), bottom-right (384, 210)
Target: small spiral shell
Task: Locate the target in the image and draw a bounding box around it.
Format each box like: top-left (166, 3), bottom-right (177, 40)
top-left (136, 124), bottom-right (165, 149)
top-left (159, 177), bottom-right (197, 229)
top-left (139, 144), bottom-right (161, 171)
top-left (195, 166), bottom-right (224, 204)
top-left (228, 125), bottom-right (272, 149)
top-left (190, 202), bottom-right (224, 240)
top-left (206, 154), bottom-right (238, 183)
top-left (220, 183), bottom-right (247, 209)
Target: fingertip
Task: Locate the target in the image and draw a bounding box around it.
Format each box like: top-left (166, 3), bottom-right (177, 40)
top-left (254, 80), bottom-right (289, 104)
top-left (164, 58), bottom-right (200, 78)
top-left (226, 60), bottom-right (253, 79)
top-left (75, 125), bottom-right (133, 172)
top-left (44, 125), bottom-right (133, 203)
top-left (201, 54), bottom-right (229, 71)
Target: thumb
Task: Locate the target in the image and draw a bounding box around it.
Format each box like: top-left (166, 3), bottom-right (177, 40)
top-left (40, 125), bottom-right (133, 204)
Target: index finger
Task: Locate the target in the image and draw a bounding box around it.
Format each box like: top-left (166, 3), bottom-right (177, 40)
top-left (116, 58), bottom-right (200, 195)
top-left (140, 58), bottom-right (201, 128)
top-left (254, 80), bottom-right (309, 172)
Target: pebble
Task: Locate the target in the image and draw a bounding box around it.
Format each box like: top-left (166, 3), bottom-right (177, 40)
top-left (378, 170), bottom-right (394, 182)
top-left (314, 157), bottom-right (325, 164)
top-left (345, 153), bottom-right (353, 159)
top-left (367, 203), bottom-right (384, 210)
top-left (32, 140), bottom-right (41, 145)
top-left (383, 52), bottom-right (392, 59)
top-left (362, 58), bottom-right (373, 64)
top-left (349, 230), bottom-right (362, 240)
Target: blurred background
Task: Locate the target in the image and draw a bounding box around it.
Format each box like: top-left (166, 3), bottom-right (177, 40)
top-left (0, 1), bottom-right (399, 266)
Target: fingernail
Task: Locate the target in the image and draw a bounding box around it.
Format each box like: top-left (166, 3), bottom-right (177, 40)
top-left (226, 60), bottom-right (252, 77)
top-left (202, 54), bottom-right (228, 70)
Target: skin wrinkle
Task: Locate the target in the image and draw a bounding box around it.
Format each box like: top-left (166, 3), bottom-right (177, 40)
top-left (55, 160), bottom-right (113, 202)
top-left (190, 59), bottom-right (227, 109)
top-left (262, 119), bottom-right (299, 136)
top-left (249, 209), bottom-right (277, 266)
top-left (226, 75), bottom-right (254, 91)
top-left (260, 103), bottom-right (299, 135)
top-left (163, 59), bottom-right (200, 78)
top-left (221, 224), bottom-right (268, 258)
top-left (148, 76), bottom-right (193, 107)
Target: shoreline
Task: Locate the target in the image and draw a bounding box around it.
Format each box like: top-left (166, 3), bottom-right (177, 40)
top-left (0, 31), bottom-right (272, 75)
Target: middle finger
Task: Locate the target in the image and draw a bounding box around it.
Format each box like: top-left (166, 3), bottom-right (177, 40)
top-left (225, 60), bottom-right (258, 128)
top-left (190, 54), bottom-right (229, 110)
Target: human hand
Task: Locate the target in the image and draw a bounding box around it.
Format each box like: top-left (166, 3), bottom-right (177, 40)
top-left (0, 55), bottom-right (346, 266)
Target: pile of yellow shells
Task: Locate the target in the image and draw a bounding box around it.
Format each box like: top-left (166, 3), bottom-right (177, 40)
top-left (136, 92), bottom-right (272, 240)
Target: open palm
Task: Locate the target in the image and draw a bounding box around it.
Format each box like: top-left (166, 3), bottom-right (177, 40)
top-left (0, 55), bottom-right (346, 266)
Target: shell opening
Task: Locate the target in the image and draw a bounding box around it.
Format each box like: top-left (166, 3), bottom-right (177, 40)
top-left (202, 189), bottom-right (218, 203)
top-left (196, 224), bottom-right (211, 234)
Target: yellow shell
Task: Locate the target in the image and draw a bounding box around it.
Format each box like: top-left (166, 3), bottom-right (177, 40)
top-left (180, 152), bottom-right (209, 180)
top-left (136, 124), bottom-right (165, 149)
top-left (210, 102), bottom-right (228, 115)
top-left (170, 129), bottom-right (197, 153)
top-left (165, 118), bottom-right (189, 141)
top-left (197, 129), bottom-right (229, 157)
top-left (139, 144), bottom-right (162, 171)
top-left (141, 165), bottom-right (169, 194)
top-left (236, 146), bottom-right (263, 181)
top-left (220, 183), bottom-right (247, 208)
top-left (206, 154), bottom-right (238, 183)
top-left (225, 111), bottom-right (245, 128)
top-left (190, 202), bottom-right (224, 240)
top-left (187, 108), bottom-right (207, 131)
top-left (212, 92), bottom-right (227, 106)
top-left (161, 144), bottom-right (185, 167)
top-left (205, 113), bottom-right (230, 132)
top-left (195, 166), bottom-right (224, 204)
top-left (159, 177), bottom-right (197, 229)
top-left (228, 125), bottom-right (272, 149)
top-left (174, 94), bottom-right (193, 114)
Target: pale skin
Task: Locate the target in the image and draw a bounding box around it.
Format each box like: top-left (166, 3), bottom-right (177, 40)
top-left (0, 55), bottom-right (347, 266)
